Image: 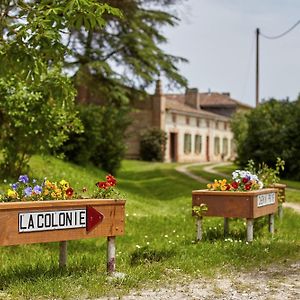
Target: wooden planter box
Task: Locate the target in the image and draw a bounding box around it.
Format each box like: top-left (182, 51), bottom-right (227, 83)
top-left (192, 188), bottom-right (278, 242)
top-left (268, 183), bottom-right (286, 219)
top-left (0, 199), bottom-right (125, 273)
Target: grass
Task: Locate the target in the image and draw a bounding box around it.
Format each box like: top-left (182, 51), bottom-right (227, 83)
top-left (0, 156), bottom-right (299, 299)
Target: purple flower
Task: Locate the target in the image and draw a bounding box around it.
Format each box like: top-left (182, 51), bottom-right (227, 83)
top-left (33, 185), bottom-right (42, 194)
top-left (24, 187), bottom-right (33, 197)
top-left (11, 183), bottom-right (19, 190)
top-left (19, 175), bottom-right (29, 184)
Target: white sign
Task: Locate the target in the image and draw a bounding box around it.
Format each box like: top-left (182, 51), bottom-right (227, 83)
top-left (257, 193), bottom-right (276, 207)
top-left (19, 209), bottom-right (86, 233)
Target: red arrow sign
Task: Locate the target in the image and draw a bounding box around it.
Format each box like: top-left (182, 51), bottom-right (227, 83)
top-left (86, 206), bottom-right (104, 232)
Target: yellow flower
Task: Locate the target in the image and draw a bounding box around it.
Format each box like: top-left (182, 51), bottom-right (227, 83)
top-left (45, 180), bottom-right (53, 189)
top-left (59, 180), bottom-right (69, 190)
top-left (207, 183), bottom-right (212, 189)
top-left (43, 189), bottom-right (49, 196)
top-left (7, 189), bottom-right (17, 198)
top-left (51, 192), bottom-right (56, 198)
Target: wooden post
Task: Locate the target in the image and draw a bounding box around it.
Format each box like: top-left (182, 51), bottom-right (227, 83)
top-left (246, 219), bottom-right (254, 242)
top-left (196, 216), bottom-right (203, 241)
top-left (268, 213), bottom-right (275, 234)
top-left (224, 217), bottom-right (229, 237)
top-left (278, 204), bottom-right (283, 220)
top-left (59, 241), bottom-right (67, 267)
top-left (107, 236), bottom-right (116, 274)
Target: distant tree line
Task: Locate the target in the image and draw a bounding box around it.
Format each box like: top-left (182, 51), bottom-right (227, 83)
top-left (231, 96), bottom-right (300, 180)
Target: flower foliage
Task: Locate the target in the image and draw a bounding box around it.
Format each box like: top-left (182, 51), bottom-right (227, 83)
top-left (0, 175), bottom-right (74, 202)
top-left (93, 174), bottom-right (121, 199)
top-left (207, 170), bottom-right (263, 192)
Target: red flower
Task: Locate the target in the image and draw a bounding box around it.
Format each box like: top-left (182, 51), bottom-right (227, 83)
top-left (66, 187), bottom-right (74, 198)
top-left (106, 174), bottom-right (117, 187)
top-left (242, 177), bottom-right (249, 184)
top-left (245, 183), bottom-right (252, 190)
top-left (225, 184), bottom-right (231, 191)
top-left (96, 181), bottom-right (108, 189)
top-left (231, 181), bottom-right (239, 189)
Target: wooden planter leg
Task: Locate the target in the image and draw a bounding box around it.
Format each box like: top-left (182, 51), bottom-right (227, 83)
top-left (224, 217), bottom-right (229, 237)
top-left (59, 241), bottom-right (67, 268)
top-left (196, 216), bottom-right (203, 241)
top-left (246, 219), bottom-right (254, 242)
top-left (107, 236), bottom-right (116, 274)
top-left (268, 213), bottom-right (275, 234)
top-left (278, 204), bottom-right (283, 220)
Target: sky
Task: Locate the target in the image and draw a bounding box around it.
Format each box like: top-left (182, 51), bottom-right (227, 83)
top-left (160, 0), bottom-right (300, 107)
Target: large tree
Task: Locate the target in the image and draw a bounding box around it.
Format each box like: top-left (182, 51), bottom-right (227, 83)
top-left (0, 0), bottom-right (121, 176)
top-left (68, 0), bottom-right (188, 104)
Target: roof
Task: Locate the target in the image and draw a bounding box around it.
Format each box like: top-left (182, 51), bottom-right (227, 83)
top-left (164, 94), bottom-right (230, 121)
top-left (199, 92), bottom-right (253, 109)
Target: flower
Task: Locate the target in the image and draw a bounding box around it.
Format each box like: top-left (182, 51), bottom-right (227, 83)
top-left (207, 169), bottom-right (263, 192)
top-left (18, 175), bottom-right (29, 184)
top-left (66, 187), bottom-right (74, 198)
top-left (93, 174), bottom-right (121, 199)
top-left (1, 175), bottom-right (75, 202)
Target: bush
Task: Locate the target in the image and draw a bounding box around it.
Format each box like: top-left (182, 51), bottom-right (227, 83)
top-left (140, 128), bottom-right (167, 161)
top-left (0, 73), bottom-right (82, 177)
top-left (60, 104), bottom-right (130, 175)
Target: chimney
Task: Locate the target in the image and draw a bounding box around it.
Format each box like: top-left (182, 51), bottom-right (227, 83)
top-left (155, 79), bottom-right (162, 96)
top-left (222, 92), bottom-right (230, 97)
top-left (185, 88), bottom-right (200, 109)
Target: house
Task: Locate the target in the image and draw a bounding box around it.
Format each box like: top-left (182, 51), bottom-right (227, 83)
top-left (126, 81), bottom-right (252, 162)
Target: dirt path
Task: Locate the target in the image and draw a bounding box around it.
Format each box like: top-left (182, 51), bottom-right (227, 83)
top-left (175, 162), bottom-right (210, 184)
top-left (100, 262), bottom-right (300, 300)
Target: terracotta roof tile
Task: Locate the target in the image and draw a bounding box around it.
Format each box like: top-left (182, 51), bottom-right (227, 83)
top-left (199, 92), bottom-right (252, 108)
top-left (164, 94), bottom-right (229, 120)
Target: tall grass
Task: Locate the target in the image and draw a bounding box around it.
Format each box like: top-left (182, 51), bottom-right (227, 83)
top-left (0, 156), bottom-right (299, 299)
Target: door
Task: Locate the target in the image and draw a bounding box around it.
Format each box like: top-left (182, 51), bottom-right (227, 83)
top-left (206, 136), bottom-right (210, 161)
top-left (170, 132), bottom-right (178, 162)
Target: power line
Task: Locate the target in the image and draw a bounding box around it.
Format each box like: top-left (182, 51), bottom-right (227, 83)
top-left (260, 20), bottom-right (300, 40)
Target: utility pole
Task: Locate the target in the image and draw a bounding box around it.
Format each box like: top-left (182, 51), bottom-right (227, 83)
top-left (255, 28), bottom-right (260, 107)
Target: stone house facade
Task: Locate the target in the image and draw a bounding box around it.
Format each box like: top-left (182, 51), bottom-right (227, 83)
top-left (126, 81), bottom-right (252, 163)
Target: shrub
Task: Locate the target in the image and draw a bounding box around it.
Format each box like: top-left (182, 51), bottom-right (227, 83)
top-left (140, 128), bottom-right (167, 162)
top-left (60, 104), bottom-right (130, 175)
top-left (0, 73), bottom-right (82, 178)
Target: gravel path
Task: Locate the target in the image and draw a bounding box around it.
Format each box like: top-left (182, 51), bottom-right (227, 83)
top-left (100, 262), bottom-right (300, 300)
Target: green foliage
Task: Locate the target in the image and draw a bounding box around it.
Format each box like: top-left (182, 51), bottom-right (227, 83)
top-left (140, 127), bottom-right (167, 161)
top-left (0, 72), bottom-right (82, 177)
top-left (71, 0), bottom-right (188, 105)
top-left (192, 204), bottom-right (208, 217)
top-left (231, 99), bottom-right (300, 179)
top-left (0, 0), bottom-right (121, 82)
top-left (246, 158), bottom-right (285, 186)
top-left (60, 104), bottom-right (130, 175)
top-left (0, 0), bottom-right (120, 177)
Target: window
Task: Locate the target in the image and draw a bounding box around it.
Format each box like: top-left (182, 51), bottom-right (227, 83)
top-left (186, 116), bottom-right (190, 125)
top-left (222, 137), bottom-right (228, 156)
top-left (195, 135), bottom-right (202, 154)
top-left (172, 113), bottom-right (176, 123)
top-left (206, 120), bottom-right (210, 128)
top-left (216, 121), bottom-right (219, 129)
top-left (214, 137), bottom-right (220, 155)
top-left (196, 118), bottom-right (200, 127)
top-left (184, 133), bottom-right (192, 154)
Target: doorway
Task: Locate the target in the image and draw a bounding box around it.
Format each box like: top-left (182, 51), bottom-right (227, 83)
top-left (206, 136), bottom-right (210, 161)
top-left (170, 132), bottom-right (178, 162)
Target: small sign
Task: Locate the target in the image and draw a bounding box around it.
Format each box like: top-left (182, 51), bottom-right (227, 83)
top-left (19, 209), bottom-right (86, 233)
top-left (257, 192), bottom-right (276, 207)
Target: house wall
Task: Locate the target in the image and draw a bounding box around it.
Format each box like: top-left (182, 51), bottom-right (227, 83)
top-left (164, 112), bottom-right (234, 162)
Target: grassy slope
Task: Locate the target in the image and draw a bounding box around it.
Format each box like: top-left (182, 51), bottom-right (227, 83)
top-left (0, 156), bottom-right (299, 299)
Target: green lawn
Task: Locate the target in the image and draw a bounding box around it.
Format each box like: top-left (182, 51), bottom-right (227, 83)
top-left (0, 156), bottom-right (299, 299)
